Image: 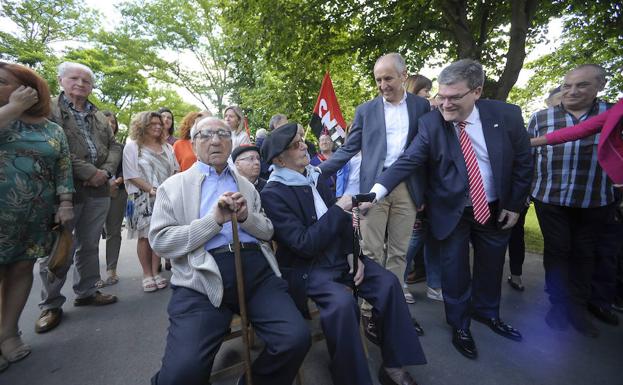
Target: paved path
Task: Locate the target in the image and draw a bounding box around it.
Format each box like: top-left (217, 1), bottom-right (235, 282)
top-left (3, 238), bottom-right (622, 385)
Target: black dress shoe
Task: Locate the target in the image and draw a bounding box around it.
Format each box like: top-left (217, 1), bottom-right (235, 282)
top-left (472, 314), bottom-right (522, 341)
top-left (413, 318), bottom-right (424, 336)
top-left (378, 366), bottom-right (418, 385)
top-left (567, 307), bottom-right (599, 338)
top-left (587, 303), bottom-right (620, 326)
top-left (545, 304), bottom-right (568, 331)
top-left (362, 314), bottom-right (381, 345)
top-left (507, 276), bottom-right (525, 292)
top-left (452, 328), bottom-right (477, 359)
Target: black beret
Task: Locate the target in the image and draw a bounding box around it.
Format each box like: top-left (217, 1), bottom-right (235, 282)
top-left (231, 145), bottom-right (260, 162)
top-left (260, 122), bottom-right (298, 164)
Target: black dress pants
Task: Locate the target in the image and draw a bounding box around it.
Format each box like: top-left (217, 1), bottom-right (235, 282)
top-left (534, 200), bottom-right (617, 309)
top-left (507, 205), bottom-right (529, 276)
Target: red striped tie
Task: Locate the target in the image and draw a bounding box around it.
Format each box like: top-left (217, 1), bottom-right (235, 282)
top-left (458, 121), bottom-right (490, 224)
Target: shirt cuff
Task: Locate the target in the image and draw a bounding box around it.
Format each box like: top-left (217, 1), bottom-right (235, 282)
top-left (370, 184), bottom-right (388, 201)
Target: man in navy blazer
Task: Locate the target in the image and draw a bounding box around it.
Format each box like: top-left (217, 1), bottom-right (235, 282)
top-left (371, 59), bottom-right (533, 359)
top-left (261, 123), bottom-right (426, 385)
top-left (320, 53), bottom-right (431, 306)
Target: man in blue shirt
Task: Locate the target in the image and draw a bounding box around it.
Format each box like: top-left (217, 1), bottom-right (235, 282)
top-left (148, 117), bottom-right (310, 385)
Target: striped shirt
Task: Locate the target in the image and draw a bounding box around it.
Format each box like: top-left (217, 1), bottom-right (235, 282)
top-left (60, 93), bottom-right (98, 164)
top-left (529, 99), bottom-right (614, 208)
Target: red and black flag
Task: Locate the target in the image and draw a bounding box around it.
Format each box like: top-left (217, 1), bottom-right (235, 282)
top-left (310, 72), bottom-right (347, 144)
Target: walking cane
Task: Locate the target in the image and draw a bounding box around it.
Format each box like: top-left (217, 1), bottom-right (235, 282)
top-left (351, 192), bottom-right (376, 297)
top-left (222, 201), bottom-right (254, 385)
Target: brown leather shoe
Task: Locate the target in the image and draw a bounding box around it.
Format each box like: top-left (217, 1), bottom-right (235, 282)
top-left (74, 291), bottom-right (118, 307)
top-left (35, 308), bottom-right (63, 334)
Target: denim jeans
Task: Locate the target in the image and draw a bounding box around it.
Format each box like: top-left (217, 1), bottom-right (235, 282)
top-left (405, 220), bottom-right (442, 289)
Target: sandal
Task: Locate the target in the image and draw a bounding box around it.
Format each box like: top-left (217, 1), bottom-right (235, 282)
top-left (142, 277), bottom-right (157, 292)
top-left (154, 275), bottom-right (168, 290)
top-left (0, 334), bottom-right (31, 363)
top-left (105, 273), bottom-right (119, 286)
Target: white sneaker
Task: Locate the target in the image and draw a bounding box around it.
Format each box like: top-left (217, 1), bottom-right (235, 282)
top-left (404, 292), bottom-right (416, 304)
top-left (426, 287), bottom-right (443, 301)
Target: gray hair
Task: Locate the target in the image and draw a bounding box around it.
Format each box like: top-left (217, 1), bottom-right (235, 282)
top-left (255, 128), bottom-right (268, 139)
top-left (438, 59), bottom-right (484, 90)
top-left (269, 113), bottom-right (288, 131)
top-left (375, 53), bottom-right (406, 75)
top-left (568, 64), bottom-right (608, 88)
top-left (190, 117), bottom-right (230, 142)
top-left (57, 61), bottom-right (96, 83)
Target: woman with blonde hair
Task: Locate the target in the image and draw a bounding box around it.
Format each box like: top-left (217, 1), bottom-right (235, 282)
top-left (123, 111), bottom-right (179, 292)
top-left (223, 105), bottom-right (251, 149)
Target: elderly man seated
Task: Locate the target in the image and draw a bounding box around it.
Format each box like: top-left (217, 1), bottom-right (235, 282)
top-left (148, 117), bottom-right (310, 385)
top-left (260, 123), bottom-right (426, 385)
top-left (232, 145), bottom-right (266, 192)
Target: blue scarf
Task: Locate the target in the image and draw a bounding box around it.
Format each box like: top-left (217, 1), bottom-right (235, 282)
top-left (268, 164), bottom-right (321, 187)
top-left (269, 165), bottom-right (328, 218)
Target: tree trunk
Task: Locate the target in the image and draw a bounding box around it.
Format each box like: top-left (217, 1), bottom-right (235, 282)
top-left (494, 0), bottom-right (538, 101)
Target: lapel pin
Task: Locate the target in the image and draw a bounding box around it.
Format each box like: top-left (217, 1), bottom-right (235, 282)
top-left (494, 124), bottom-right (499, 128)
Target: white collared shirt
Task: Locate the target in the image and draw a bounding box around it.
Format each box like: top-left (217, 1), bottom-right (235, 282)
top-left (383, 91), bottom-right (409, 168)
top-left (453, 106), bottom-right (497, 203)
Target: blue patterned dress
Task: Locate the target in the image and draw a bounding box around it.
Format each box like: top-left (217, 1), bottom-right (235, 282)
top-left (0, 119), bottom-right (74, 264)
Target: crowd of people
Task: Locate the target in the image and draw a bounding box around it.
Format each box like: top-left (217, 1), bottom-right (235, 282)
top-left (0, 53), bottom-right (621, 385)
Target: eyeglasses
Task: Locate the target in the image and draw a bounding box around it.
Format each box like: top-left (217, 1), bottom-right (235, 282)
top-left (434, 88), bottom-right (476, 104)
top-left (237, 155), bottom-right (261, 163)
top-left (193, 129), bottom-right (232, 141)
top-left (287, 139), bottom-right (305, 150)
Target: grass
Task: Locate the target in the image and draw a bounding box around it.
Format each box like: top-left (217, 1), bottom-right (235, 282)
top-left (524, 203), bottom-right (544, 254)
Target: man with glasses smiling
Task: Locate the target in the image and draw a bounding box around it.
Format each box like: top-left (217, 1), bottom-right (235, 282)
top-left (371, 59), bottom-right (532, 359)
top-left (148, 117), bottom-right (310, 385)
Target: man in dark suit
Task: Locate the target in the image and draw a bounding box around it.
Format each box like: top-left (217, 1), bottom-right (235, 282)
top-left (371, 59), bottom-right (533, 359)
top-left (261, 123), bottom-right (426, 385)
top-left (320, 53), bottom-right (430, 307)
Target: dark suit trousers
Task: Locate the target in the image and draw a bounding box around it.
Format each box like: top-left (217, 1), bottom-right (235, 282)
top-left (534, 200), bottom-right (618, 309)
top-left (439, 207), bottom-right (511, 330)
top-left (305, 258), bottom-right (426, 385)
top-left (591, 206), bottom-right (623, 308)
top-left (152, 251), bottom-right (310, 385)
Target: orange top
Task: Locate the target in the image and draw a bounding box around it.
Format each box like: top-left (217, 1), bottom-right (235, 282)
top-left (173, 139), bottom-right (197, 172)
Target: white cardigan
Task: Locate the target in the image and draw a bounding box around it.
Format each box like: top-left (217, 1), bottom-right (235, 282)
top-left (148, 163), bottom-right (280, 307)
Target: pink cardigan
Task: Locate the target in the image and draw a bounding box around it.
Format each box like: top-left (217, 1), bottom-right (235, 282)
top-left (546, 99), bottom-right (623, 184)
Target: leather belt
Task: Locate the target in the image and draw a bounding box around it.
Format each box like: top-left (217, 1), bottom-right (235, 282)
top-left (208, 242), bottom-right (261, 255)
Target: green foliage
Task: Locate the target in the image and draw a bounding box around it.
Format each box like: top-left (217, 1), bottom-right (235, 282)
top-left (0, 0), bottom-right (100, 70)
top-left (524, 204), bottom-right (544, 254)
top-left (119, 0), bottom-right (232, 114)
top-left (510, 0), bottom-right (623, 112)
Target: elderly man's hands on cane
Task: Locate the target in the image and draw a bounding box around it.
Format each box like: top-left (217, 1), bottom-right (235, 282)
top-left (215, 192), bottom-right (248, 224)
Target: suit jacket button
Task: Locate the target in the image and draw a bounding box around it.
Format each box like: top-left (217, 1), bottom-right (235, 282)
top-left (311, 215), bottom-right (316, 220)
top-left (302, 274), bottom-right (308, 280)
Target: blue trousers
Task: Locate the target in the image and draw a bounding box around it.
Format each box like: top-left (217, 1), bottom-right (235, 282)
top-left (405, 222), bottom-right (442, 288)
top-left (306, 258), bottom-right (426, 385)
top-left (439, 207), bottom-right (511, 329)
top-left (152, 250), bottom-right (310, 385)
